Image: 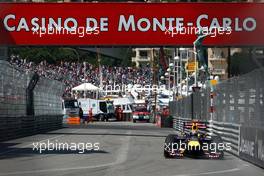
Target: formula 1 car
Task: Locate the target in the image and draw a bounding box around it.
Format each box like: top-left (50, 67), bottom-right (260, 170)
top-left (164, 120), bottom-right (224, 159)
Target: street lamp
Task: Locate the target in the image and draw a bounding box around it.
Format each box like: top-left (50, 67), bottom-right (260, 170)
top-left (166, 67), bottom-right (171, 94)
top-left (165, 50), bottom-right (183, 101)
top-left (173, 51), bottom-right (180, 100)
top-left (164, 72), bottom-right (170, 93)
top-left (186, 49), bottom-right (189, 96)
top-left (183, 48), bottom-right (201, 93)
top-left (174, 56), bottom-right (179, 61)
top-left (160, 76), bottom-right (165, 90)
top-left (179, 48), bottom-right (185, 51)
top-left (179, 48), bottom-right (185, 96)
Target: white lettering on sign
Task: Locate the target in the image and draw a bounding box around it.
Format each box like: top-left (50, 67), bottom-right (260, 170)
top-left (196, 14), bottom-right (257, 32)
top-left (118, 15), bottom-right (189, 32)
top-left (2, 13), bottom-right (257, 33)
top-left (3, 14), bottom-right (109, 33)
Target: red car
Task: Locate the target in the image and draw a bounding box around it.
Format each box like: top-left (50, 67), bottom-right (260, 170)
top-left (132, 106), bottom-right (151, 123)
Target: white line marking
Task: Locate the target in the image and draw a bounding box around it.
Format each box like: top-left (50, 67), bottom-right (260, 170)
top-left (172, 163), bottom-right (250, 176)
top-left (174, 168), bottom-right (240, 176)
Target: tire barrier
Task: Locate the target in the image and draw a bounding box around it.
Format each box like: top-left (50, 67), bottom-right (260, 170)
top-left (170, 68), bottom-right (264, 168)
top-left (0, 61), bottom-right (64, 142)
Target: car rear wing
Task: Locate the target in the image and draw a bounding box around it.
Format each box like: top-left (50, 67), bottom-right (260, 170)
top-left (183, 121), bottom-right (208, 130)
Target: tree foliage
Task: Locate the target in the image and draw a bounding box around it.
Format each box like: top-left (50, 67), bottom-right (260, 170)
top-left (9, 47), bottom-right (79, 63)
top-left (9, 47), bottom-right (134, 67)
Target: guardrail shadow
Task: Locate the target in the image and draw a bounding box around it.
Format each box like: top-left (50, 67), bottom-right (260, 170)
top-left (62, 123), bottom-right (172, 131)
top-left (42, 132), bottom-right (167, 138)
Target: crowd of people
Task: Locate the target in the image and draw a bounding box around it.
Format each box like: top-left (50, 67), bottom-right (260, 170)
top-left (9, 55), bottom-right (153, 97)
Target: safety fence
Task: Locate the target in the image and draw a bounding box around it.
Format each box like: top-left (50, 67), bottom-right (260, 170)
top-left (170, 68), bottom-right (264, 168)
top-left (0, 61), bottom-right (64, 141)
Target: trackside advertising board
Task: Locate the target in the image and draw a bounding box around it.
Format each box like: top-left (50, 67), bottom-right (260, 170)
top-left (0, 3), bottom-right (264, 46)
top-left (240, 126), bottom-right (264, 168)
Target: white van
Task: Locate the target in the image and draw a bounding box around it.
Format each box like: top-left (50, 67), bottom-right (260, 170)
top-left (78, 98), bottom-right (115, 121)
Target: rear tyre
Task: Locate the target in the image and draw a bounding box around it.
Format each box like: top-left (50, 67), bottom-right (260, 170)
top-left (133, 119), bottom-right (136, 123)
top-left (164, 134), bottom-right (178, 158)
top-left (208, 135), bottom-right (224, 159)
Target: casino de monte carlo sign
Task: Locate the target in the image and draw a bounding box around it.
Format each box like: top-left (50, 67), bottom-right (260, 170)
top-left (0, 3), bottom-right (263, 46)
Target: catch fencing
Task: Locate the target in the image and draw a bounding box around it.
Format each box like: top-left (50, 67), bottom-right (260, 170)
top-left (0, 61), bottom-right (64, 141)
top-left (170, 68), bottom-right (264, 168)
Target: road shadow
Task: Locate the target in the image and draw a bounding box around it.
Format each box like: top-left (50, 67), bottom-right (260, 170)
top-left (0, 143), bottom-right (109, 160)
top-left (41, 132), bottom-right (167, 138)
top-left (0, 143), bottom-right (20, 150)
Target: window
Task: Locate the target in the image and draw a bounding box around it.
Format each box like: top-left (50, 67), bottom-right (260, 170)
top-left (64, 100), bottom-right (79, 108)
top-left (139, 51), bottom-right (148, 57)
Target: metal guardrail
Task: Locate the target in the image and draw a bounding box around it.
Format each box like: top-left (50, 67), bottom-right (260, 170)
top-left (170, 68), bottom-right (264, 168)
top-left (209, 120), bottom-right (240, 155)
top-left (0, 61), bottom-right (65, 141)
top-left (34, 77), bottom-right (64, 116)
top-left (173, 117), bottom-right (240, 156)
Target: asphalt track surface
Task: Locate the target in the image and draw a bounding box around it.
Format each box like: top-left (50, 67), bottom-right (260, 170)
top-left (0, 122), bottom-right (263, 176)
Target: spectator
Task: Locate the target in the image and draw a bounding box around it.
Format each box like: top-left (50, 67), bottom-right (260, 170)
top-left (9, 55), bottom-right (153, 98)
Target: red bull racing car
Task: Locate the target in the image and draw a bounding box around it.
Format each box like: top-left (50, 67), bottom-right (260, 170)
top-left (164, 120), bottom-right (225, 159)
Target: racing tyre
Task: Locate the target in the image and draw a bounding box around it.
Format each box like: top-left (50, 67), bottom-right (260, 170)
top-left (164, 134), bottom-right (180, 159)
top-left (208, 135), bottom-right (224, 159)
